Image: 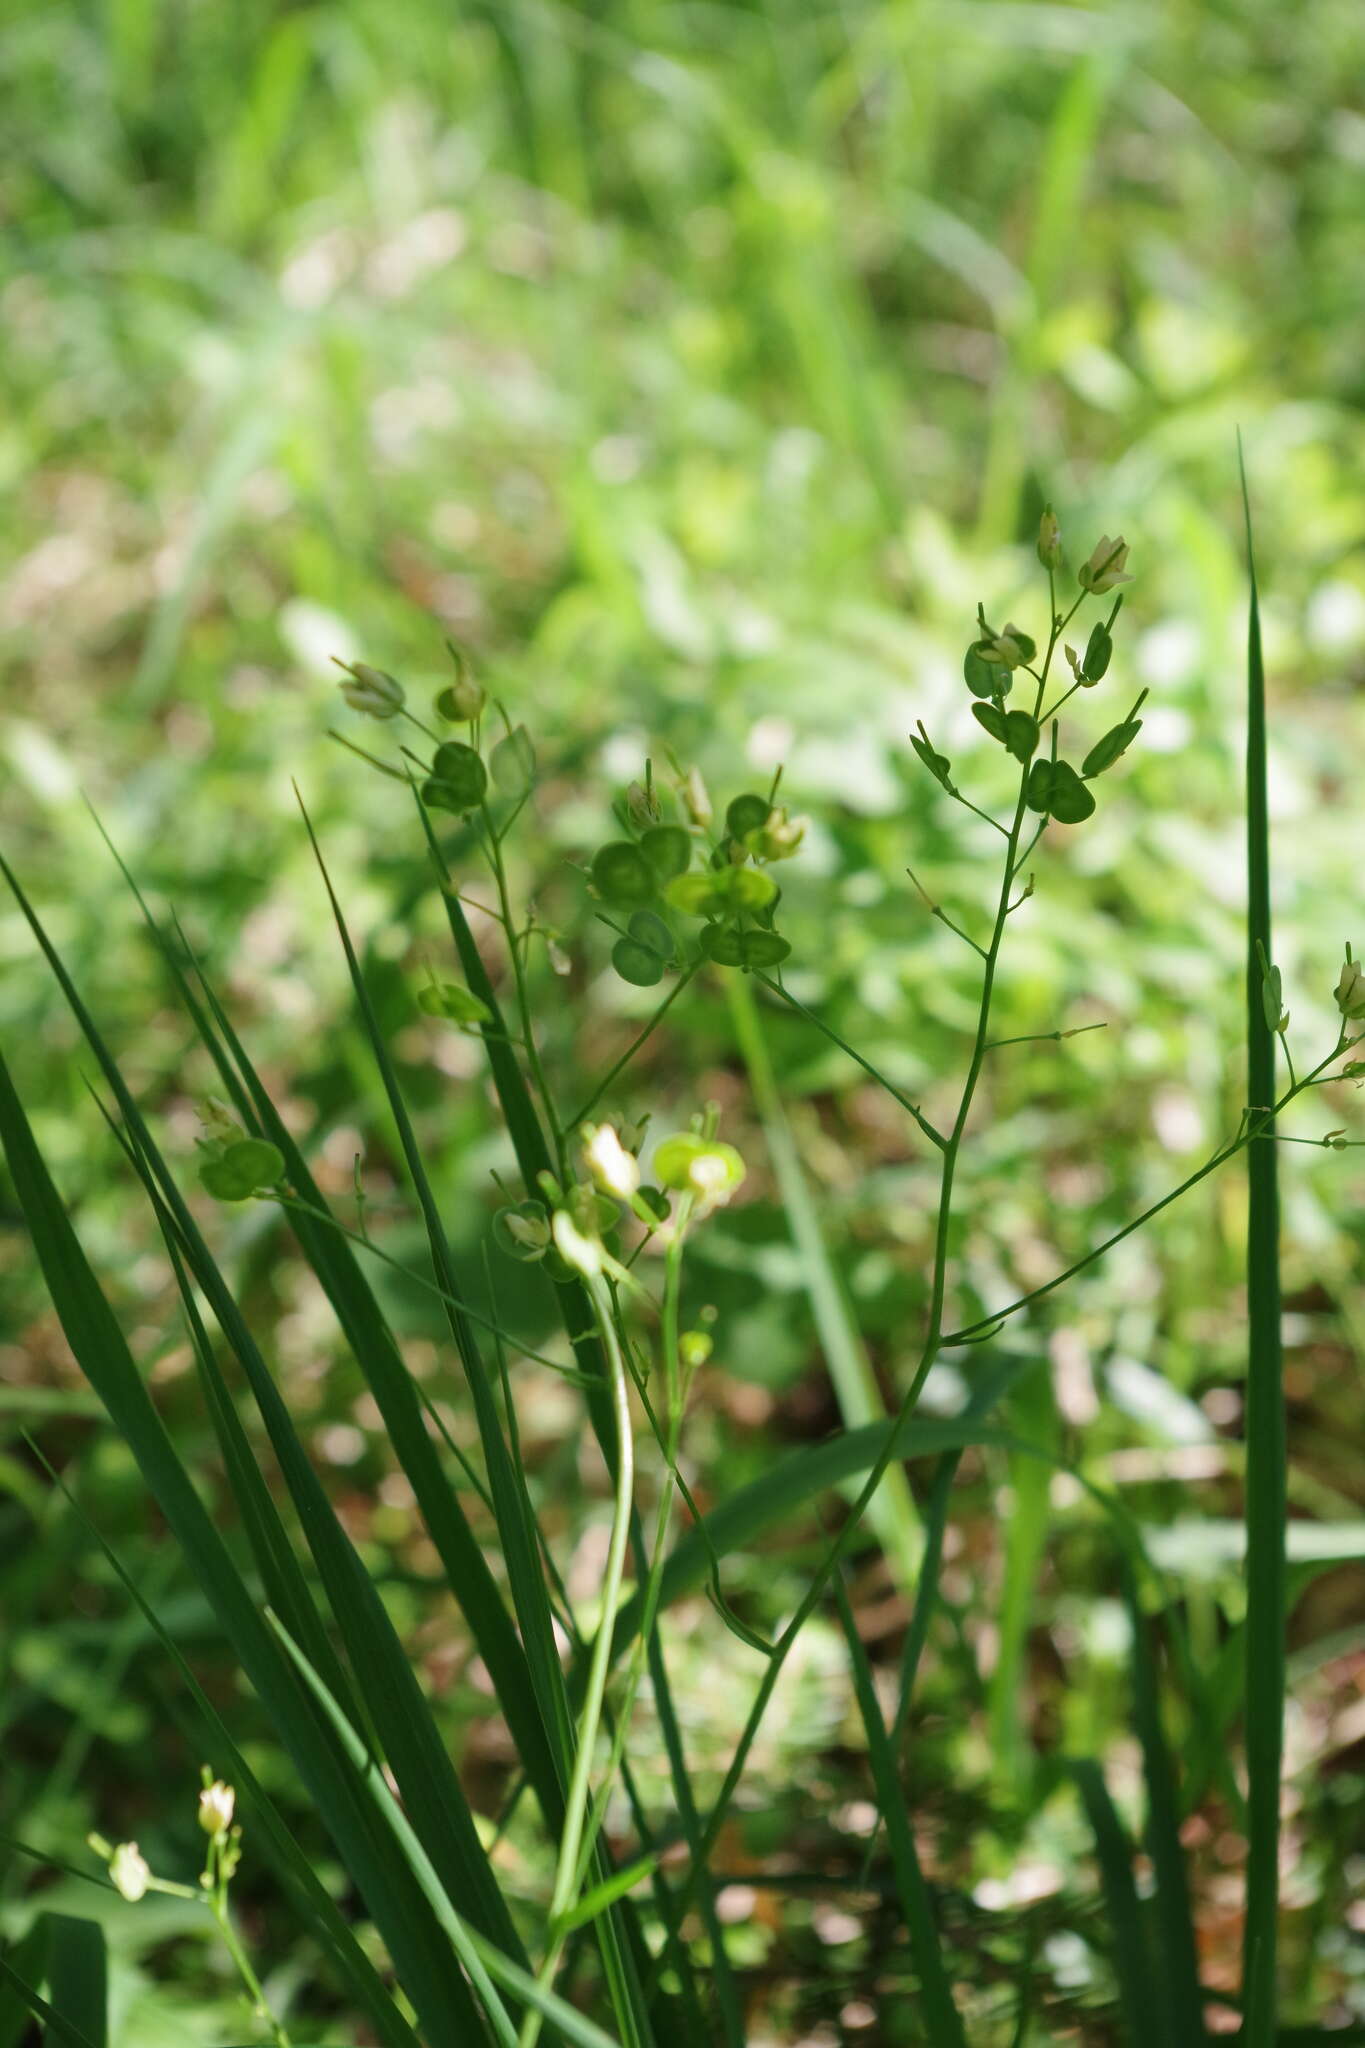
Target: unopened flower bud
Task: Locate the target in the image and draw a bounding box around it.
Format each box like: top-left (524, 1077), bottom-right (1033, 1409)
top-left (625, 780), bottom-right (662, 830)
top-left (198, 1780), bottom-right (236, 1836)
top-left (1036, 505), bottom-right (1063, 571)
top-left (680, 765), bottom-right (713, 829)
top-left (338, 661), bottom-right (405, 719)
top-left (110, 1842), bottom-right (151, 1902)
top-left (1078, 535), bottom-right (1132, 594)
top-left (1334, 948), bottom-right (1365, 1021)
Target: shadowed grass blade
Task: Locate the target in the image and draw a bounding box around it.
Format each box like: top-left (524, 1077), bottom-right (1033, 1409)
top-left (40, 1916), bottom-right (106, 2048)
top-left (833, 1577), bottom-right (966, 2048)
top-left (1121, 1559), bottom-right (1205, 2046)
top-left (1239, 437), bottom-right (1285, 2047)
top-left (1070, 1761), bottom-right (1153, 2046)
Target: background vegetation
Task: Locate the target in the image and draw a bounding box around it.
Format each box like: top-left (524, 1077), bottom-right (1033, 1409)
top-left (2, 0), bottom-right (1363, 2039)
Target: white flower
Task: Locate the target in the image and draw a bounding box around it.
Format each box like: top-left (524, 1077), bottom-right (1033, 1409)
top-left (1078, 535), bottom-right (1132, 594)
top-left (552, 1208), bottom-right (602, 1277)
top-left (582, 1124), bottom-right (640, 1200)
top-left (198, 1780), bottom-right (236, 1837)
top-left (110, 1842), bottom-right (151, 1902)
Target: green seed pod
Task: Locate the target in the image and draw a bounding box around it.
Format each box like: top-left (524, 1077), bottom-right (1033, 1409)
top-left (611, 938), bottom-right (665, 986)
top-left (1026, 758), bottom-right (1095, 824)
top-left (909, 721), bottom-right (956, 793)
top-left (725, 793), bottom-right (771, 840)
top-left (1080, 621), bottom-right (1112, 684)
top-left (426, 742), bottom-right (488, 811)
top-left (653, 1133), bottom-right (746, 1204)
top-left (591, 841), bottom-right (656, 907)
top-left (1037, 505), bottom-right (1063, 571)
top-left (1081, 718), bottom-right (1142, 778)
top-left (665, 865), bottom-right (777, 918)
top-left (416, 981), bottom-right (492, 1026)
top-left (972, 702), bottom-right (1009, 744)
top-left (492, 1200), bottom-right (551, 1261)
top-left (700, 925), bottom-right (791, 969)
top-left (964, 641), bottom-right (999, 697)
top-left (626, 909), bottom-right (674, 959)
top-left (200, 1138), bottom-right (284, 1202)
top-left (640, 824), bottom-right (691, 880)
top-left (636, 1185), bottom-right (671, 1223)
top-left (1004, 711), bottom-right (1039, 762)
top-left (435, 647), bottom-right (485, 723)
top-left (490, 724), bottom-right (536, 796)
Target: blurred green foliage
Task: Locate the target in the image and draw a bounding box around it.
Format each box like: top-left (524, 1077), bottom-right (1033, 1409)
top-left (2, 0), bottom-right (1364, 2038)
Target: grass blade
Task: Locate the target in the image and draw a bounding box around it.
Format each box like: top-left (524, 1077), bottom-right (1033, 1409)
top-left (0, 1035), bottom-right (487, 2048)
top-left (1069, 1761), bottom-right (1154, 2046)
top-left (1239, 437), bottom-right (1285, 2046)
top-left (0, 1958), bottom-right (97, 2048)
top-left (28, 1437), bottom-right (424, 2048)
top-left (833, 1577), bottom-right (966, 2047)
top-left (1121, 1559), bottom-right (1205, 2046)
top-left (39, 1917), bottom-right (106, 2048)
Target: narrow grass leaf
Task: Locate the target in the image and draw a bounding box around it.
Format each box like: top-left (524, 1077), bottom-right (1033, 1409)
top-left (1239, 437), bottom-right (1285, 2047)
top-left (1121, 1558), bottom-right (1205, 2046)
top-left (833, 1578), bottom-right (966, 2047)
top-left (0, 1959), bottom-right (97, 2048)
top-left (0, 1034), bottom-right (486, 2048)
top-left (1069, 1761), bottom-right (1153, 2046)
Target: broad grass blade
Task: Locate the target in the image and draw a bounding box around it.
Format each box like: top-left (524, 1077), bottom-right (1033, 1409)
top-left (39, 1916), bottom-right (106, 2048)
top-left (1070, 1761), bottom-right (1153, 2045)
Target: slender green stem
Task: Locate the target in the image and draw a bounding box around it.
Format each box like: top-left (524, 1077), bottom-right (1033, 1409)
top-left (566, 965), bottom-right (699, 1131)
top-left (752, 973), bottom-right (946, 1149)
top-left (481, 803), bottom-right (567, 1180)
top-left (209, 1894), bottom-right (292, 2048)
top-left (520, 1271), bottom-right (636, 2048)
top-left (682, 603), bottom-right (1068, 1891)
top-left (939, 1036), bottom-right (1357, 1348)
